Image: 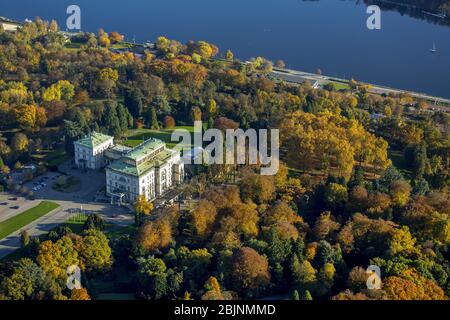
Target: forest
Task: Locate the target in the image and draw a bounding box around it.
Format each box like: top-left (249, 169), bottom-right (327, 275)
top-left (0, 18), bottom-right (449, 300)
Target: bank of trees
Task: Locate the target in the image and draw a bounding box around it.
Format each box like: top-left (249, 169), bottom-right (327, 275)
top-left (0, 226), bottom-right (112, 300)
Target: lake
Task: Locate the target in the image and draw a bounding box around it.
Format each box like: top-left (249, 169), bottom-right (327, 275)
top-left (1, 0), bottom-right (449, 98)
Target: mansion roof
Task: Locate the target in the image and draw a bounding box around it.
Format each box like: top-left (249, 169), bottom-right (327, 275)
top-left (75, 132), bottom-right (113, 148)
top-left (108, 149), bottom-right (174, 177)
top-left (107, 138), bottom-right (177, 177)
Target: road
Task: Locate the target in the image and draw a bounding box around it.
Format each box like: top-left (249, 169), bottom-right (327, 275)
top-left (269, 67), bottom-right (450, 112)
top-left (0, 194), bottom-right (40, 223)
top-left (0, 161), bottom-right (134, 260)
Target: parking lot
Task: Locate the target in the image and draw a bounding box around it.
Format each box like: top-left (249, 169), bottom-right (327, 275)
top-left (23, 171), bottom-right (61, 199)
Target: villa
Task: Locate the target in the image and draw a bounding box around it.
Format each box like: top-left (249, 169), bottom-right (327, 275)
top-left (74, 132), bottom-right (184, 203)
top-left (74, 132), bottom-right (115, 170)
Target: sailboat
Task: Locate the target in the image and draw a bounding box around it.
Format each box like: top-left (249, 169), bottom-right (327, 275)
top-left (430, 43), bottom-right (437, 53)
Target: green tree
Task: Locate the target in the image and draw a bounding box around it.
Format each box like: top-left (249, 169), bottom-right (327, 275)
top-left (1, 259), bottom-right (47, 300)
top-left (20, 230), bottom-right (30, 248)
top-left (83, 214), bottom-right (106, 231)
top-left (78, 229), bottom-right (113, 273)
top-left (302, 290), bottom-right (313, 300)
top-left (137, 257), bottom-right (168, 300)
top-left (149, 107), bottom-right (159, 130)
top-left (103, 102), bottom-right (122, 137)
top-left (124, 87), bottom-right (144, 118)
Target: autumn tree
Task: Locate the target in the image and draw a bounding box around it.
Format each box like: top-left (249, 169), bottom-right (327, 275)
top-left (69, 288), bottom-right (91, 300)
top-left (98, 29), bottom-right (110, 47)
top-left (239, 172), bottom-right (275, 205)
top-left (37, 237), bottom-right (79, 280)
top-left (188, 200), bottom-right (217, 244)
top-left (136, 219), bottom-right (173, 253)
top-left (388, 226), bottom-right (417, 256)
top-left (11, 133), bottom-right (29, 153)
top-left (267, 201), bottom-right (301, 225)
top-left (281, 111), bottom-right (390, 180)
top-left (390, 180), bottom-right (412, 207)
top-left (164, 115), bottom-right (176, 129)
top-left (230, 247), bottom-right (270, 298)
top-left (313, 211), bottom-right (340, 241)
top-left (226, 50), bottom-right (234, 61)
top-left (109, 32), bottom-right (124, 43)
top-left (190, 106), bottom-right (202, 123)
top-left (134, 195), bottom-right (154, 225)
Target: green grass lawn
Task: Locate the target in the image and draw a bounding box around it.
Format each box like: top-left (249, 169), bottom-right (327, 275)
top-left (52, 176), bottom-right (81, 193)
top-left (124, 126), bottom-right (196, 149)
top-left (0, 201), bottom-right (60, 240)
top-left (330, 81), bottom-right (349, 91)
top-left (389, 149), bottom-right (412, 179)
top-left (60, 214), bottom-right (89, 234)
top-left (32, 148), bottom-right (70, 167)
top-left (110, 42), bottom-right (135, 50)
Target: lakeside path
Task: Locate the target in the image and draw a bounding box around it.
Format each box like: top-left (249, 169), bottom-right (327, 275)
top-left (269, 67), bottom-right (450, 112)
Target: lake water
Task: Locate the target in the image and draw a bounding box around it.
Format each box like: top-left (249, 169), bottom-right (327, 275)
top-left (1, 0), bottom-right (450, 98)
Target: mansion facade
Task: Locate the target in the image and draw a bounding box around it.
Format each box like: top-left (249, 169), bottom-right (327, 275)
top-left (74, 132), bottom-right (184, 203)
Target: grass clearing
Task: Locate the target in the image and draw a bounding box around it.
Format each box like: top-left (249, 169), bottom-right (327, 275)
top-left (60, 214), bottom-right (89, 234)
top-left (52, 175), bottom-right (81, 193)
top-left (124, 126), bottom-right (196, 149)
top-left (389, 149), bottom-right (412, 179)
top-left (32, 148), bottom-right (70, 167)
top-left (0, 201), bottom-right (60, 240)
top-left (330, 81), bottom-right (349, 91)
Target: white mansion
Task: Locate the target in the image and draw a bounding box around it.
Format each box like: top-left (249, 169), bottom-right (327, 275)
top-left (74, 132), bottom-right (184, 203)
top-left (74, 132), bottom-right (114, 170)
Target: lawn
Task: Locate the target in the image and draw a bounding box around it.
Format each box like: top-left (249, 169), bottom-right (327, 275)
top-left (389, 149), bottom-right (412, 179)
top-left (52, 175), bottom-right (81, 193)
top-left (330, 81), bottom-right (349, 91)
top-left (110, 42), bottom-right (135, 50)
top-left (60, 214), bottom-right (89, 234)
top-left (124, 126), bottom-right (196, 149)
top-left (32, 148), bottom-right (70, 167)
top-left (0, 201), bottom-right (60, 240)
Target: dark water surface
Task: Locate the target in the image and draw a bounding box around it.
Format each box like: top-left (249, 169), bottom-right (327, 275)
top-left (1, 0), bottom-right (450, 98)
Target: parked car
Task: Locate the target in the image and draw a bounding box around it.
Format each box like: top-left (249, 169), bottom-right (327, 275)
top-left (10, 206), bottom-right (20, 210)
top-left (0, 202), bottom-right (8, 205)
top-left (8, 197), bottom-right (18, 201)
